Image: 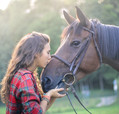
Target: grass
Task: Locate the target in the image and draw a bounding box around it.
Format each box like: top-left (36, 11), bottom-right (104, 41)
top-left (46, 101), bottom-right (119, 114)
top-left (46, 90), bottom-right (119, 114)
top-left (0, 90), bottom-right (119, 114)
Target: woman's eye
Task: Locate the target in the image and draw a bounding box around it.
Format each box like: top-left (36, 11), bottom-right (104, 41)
top-left (71, 41), bottom-right (81, 47)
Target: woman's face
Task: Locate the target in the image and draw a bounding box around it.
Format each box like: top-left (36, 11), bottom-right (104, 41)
top-left (35, 43), bottom-right (51, 68)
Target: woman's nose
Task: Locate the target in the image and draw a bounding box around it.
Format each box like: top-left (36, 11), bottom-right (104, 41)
top-left (48, 55), bottom-right (51, 62)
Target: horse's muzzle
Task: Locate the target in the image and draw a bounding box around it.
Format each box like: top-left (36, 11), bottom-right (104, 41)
top-left (42, 73), bottom-right (75, 93)
top-left (41, 76), bottom-right (53, 93)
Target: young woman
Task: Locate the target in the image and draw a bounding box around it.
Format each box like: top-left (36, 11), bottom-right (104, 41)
top-left (0, 32), bottom-right (66, 114)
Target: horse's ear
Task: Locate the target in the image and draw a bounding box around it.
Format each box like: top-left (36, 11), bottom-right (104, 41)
top-left (75, 6), bottom-right (90, 27)
top-left (63, 10), bottom-right (75, 25)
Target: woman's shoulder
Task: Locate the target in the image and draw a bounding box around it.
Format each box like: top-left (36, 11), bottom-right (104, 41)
top-left (18, 68), bottom-right (32, 75)
top-left (14, 68), bottom-right (33, 81)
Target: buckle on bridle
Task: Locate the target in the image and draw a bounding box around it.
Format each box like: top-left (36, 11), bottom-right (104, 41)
top-left (62, 73), bottom-right (75, 86)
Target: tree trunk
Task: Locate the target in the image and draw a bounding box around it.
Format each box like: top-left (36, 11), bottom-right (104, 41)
top-left (99, 74), bottom-right (104, 90)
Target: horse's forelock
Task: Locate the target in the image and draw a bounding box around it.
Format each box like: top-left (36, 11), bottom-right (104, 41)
top-left (61, 21), bottom-right (82, 41)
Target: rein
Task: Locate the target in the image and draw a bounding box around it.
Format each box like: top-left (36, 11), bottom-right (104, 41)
top-left (52, 23), bottom-right (102, 114)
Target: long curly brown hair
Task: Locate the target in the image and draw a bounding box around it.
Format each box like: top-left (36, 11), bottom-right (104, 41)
top-left (0, 31), bottom-right (50, 104)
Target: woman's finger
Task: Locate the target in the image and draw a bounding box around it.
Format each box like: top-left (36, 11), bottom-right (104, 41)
top-left (56, 88), bottom-right (65, 92)
top-left (57, 93), bottom-right (66, 97)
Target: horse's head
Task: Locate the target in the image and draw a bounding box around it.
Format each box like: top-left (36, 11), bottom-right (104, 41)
top-left (41, 7), bottom-right (100, 93)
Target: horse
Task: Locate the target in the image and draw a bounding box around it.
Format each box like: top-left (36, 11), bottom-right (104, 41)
top-left (41, 6), bottom-right (119, 93)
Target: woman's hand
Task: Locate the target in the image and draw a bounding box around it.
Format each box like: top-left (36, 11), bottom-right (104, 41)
top-left (46, 88), bottom-right (66, 98)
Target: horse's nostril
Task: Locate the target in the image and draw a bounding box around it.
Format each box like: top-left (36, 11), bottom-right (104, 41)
top-left (43, 77), bottom-right (52, 85)
top-left (42, 77), bottom-right (53, 93)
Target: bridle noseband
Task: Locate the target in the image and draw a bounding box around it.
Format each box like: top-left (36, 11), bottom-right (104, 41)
top-left (52, 23), bottom-right (102, 114)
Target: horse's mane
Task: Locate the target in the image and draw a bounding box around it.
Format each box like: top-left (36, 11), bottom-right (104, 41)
top-left (61, 19), bottom-right (119, 61)
top-left (91, 19), bottom-right (119, 60)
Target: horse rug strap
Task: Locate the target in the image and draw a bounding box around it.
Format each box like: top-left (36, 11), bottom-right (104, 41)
top-left (67, 85), bottom-right (92, 114)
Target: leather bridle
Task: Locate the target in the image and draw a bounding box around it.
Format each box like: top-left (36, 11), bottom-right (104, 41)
top-left (52, 22), bottom-right (102, 76)
top-left (52, 23), bottom-right (102, 114)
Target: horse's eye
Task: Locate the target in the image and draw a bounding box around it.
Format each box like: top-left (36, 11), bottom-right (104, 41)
top-left (71, 41), bottom-right (80, 47)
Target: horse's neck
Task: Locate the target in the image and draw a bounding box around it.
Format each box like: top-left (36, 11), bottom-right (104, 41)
top-left (96, 22), bottom-right (119, 71)
top-left (102, 57), bottom-right (119, 71)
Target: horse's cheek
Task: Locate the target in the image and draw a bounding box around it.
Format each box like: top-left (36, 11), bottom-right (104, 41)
top-left (84, 44), bottom-right (100, 72)
top-left (81, 54), bottom-right (100, 72)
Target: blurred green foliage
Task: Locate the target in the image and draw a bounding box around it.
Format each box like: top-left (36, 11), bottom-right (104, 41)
top-left (0, 0), bottom-right (119, 90)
